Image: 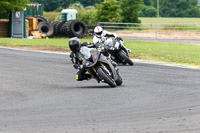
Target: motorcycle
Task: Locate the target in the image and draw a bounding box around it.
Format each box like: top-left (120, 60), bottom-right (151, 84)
top-left (104, 38), bottom-right (134, 66)
top-left (80, 46), bottom-right (123, 87)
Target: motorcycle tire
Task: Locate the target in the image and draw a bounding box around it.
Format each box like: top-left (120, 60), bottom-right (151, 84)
top-left (97, 68), bottom-right (116, 88)
top-left (119, 50), bottom-right (134, 66)
top-left (115, 74), bottom-right (123, 86)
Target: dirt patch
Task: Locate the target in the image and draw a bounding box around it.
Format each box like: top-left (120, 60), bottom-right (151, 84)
top-left (2, 46), bottom-right (70, 53)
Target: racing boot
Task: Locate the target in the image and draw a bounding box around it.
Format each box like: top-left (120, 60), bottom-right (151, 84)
top-left (83, 74), bottom-right (92, 80)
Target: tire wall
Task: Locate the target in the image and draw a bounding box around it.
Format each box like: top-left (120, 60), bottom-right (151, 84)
top-left (37, 19), bottom-right (89, 38)
top-left (61, 20), bottom-right (88, 38)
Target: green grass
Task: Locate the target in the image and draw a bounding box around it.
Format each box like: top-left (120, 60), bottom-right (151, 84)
top-left (125, 41), bottom-right (200, 68)
top-left (0, 38), bottom-right (199, 68)
top-left (140, 17), bottom-right (200, 24)
top-left (44, 12), bottom-right (61, 21)
top-left (0, 38), bottom-right (92, 51)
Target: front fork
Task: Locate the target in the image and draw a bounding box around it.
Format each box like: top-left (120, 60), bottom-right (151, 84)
top-left (92, 62), bottom-right (112, 81)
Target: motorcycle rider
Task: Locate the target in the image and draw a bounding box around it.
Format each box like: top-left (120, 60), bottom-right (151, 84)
top-left (69, 37), bottom-right (92, 81)
top-left (93, 26), bottom-right (131, 53)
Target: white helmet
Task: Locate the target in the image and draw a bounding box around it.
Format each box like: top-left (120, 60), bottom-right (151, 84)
top-left (94, 26), bottom-right (103, 38)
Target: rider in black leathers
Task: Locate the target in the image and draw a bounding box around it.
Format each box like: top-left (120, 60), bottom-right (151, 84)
top-left (69, 37), bottom-right (95, 81)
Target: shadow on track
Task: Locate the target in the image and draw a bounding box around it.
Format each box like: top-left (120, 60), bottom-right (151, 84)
top-left (70, 85), bottom-right (111, 89)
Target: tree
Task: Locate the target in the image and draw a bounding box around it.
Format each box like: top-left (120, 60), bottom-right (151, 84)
top-left (144, 0), bottom-right (152, 6)
top-left (0, 0), bottom-right (30, 13)
top-left (120, 0), bottom-right (143, 23)
top-left (68, 2), bottom-right (84, 10)
top-left (85, 6), bottom-right (95, 10)
top-left (30, 0), bottom-right (104, 12)
top-left (78, 9), bottom-right (97, 25)
top-left (96, 0), bottom-right (123, 22)
top-left (78, 0), bottom-right (103, 7)
top-left (159, 0), bottom-right (200, 17)
top-left (32, 0), bottom-right (63, 12)
top-left (140, 5), bottom-right (157, 17)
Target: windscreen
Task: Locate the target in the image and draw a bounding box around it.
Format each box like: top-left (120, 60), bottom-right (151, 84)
top-left (80, 46), bottom-right (92, 60)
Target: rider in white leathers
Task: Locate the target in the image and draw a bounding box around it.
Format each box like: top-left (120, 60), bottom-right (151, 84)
top-left (93, 26), bottom-right (131, 52)
top-left (93, 26), bottom-right (118, 44)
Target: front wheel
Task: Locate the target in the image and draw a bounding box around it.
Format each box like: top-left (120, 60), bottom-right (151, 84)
top-left (119, 50), bottom-right (134, 66)
top-left (97, 68), bottom-right (116, 87)
top-left (115, 74), bottom-right (123, 86)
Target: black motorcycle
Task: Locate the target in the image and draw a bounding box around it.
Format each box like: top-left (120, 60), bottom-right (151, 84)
top-left (104, 38), bottom-right (134, 66)
top-left (80, 46), bottom-right (122, 87)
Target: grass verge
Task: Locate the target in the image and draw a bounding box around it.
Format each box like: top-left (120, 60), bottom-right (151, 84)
top-left (0, 38), bottom-right (199, 68)
top-left (140, 17), bottom-right (200, 24)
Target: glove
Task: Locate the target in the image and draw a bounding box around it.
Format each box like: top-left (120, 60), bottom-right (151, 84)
top-left (95, 43), bottom-right (101, 48)
top-left (116, 37), bottom-right (123, 41)
top-left (81, 42), bottom-right (89, 46)
top-left (73, 64), bottom-right (79, 69)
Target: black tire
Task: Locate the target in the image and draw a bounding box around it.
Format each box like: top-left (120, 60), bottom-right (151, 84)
top-left (97, 68), bottom-right (116, 88)
top-left (87, 25), bottom-right (96, 35)
top-left (49, 21), bottom-right (59, 36)
top-left (61, 20), bottom-right (88, 38)
top-left (35, 16), bottom-right (48, 24)
top-left (54, 21), bottom-right (61, 35)
top-left (38, 22), bottom-right (54, 37)
top-left (115, 74), bottom-right (123, 86)
top-left (53, 21), bottom-right (60, 30)
top-left (60, 21), bottom-right (69, 35)
top-left (60, 20), bottom-right (73, 36)
top-left (119, 50), bottom-right (134, 66)
top-left (55, 21), bottom-right (66, 35)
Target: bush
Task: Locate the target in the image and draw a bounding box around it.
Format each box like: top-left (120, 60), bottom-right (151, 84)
top-left (120, 0), bottom-right (143, 23)
top-left (68, 2), bottom-right (84, 10)
top-left (77, 9), bottom-right (98, 25)
top-left (96, 0), bottom-right (123, 23)
top-left (140, 5), bottom-right (157, 17)
top-left (44, 12), bottom-right (61, 21)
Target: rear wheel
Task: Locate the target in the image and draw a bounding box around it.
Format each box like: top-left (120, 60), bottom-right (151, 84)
top-left (119, 50), bottom-right (134, 66)
top-left (97, 68), bottom-right (116, 88)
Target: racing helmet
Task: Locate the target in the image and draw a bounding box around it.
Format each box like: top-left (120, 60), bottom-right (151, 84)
top-left (69, 37), bottom-right (81, 52)
top-left (94, 26), bottom-right (103, 38)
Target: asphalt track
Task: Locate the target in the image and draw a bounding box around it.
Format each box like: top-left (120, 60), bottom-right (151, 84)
top-left (0, 47), bottom-right (200, 133)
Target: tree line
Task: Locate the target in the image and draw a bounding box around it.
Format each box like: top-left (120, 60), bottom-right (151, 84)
top-left (30, 0), bottom-right (104, 11)
top-left (1, 0), bottom-right (200, 21)
top-left (141, 0), bottom-right (200, 17)
top-left (29, 0), bottom-right (200, 18)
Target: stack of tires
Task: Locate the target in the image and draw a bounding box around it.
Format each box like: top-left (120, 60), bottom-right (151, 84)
top-left (36, 16), bottom-right (88, 38)
top-left (60, 20), bottom-right (88, 38)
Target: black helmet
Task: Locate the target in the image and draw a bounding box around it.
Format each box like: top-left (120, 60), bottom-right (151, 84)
top-left (69, 37), bottom-right (81, 52)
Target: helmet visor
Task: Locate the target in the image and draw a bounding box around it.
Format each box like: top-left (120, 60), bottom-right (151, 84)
top-left (96, 31), bottom-right (102, 35)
